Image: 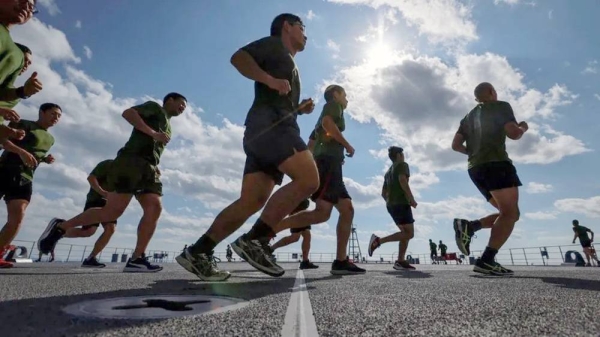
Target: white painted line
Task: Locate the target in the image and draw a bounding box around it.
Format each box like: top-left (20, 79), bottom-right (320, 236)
top-left (281, 269), bottom-right (319, 337)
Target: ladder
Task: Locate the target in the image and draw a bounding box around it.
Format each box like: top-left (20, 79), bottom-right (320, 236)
top-left (348, 226), bottom-right (362, 263)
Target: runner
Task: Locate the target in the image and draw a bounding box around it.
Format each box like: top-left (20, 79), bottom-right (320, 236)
top-left (368, 146), bottom-right (417, 271)
top-left (451, 82), bottom-right (528, 276)
top-left (429, 239), bottom-right (438, 264)
top-left (571, 220), bottom-right (598, 267)
top-left (37, 93), bottom-right (187, 273)
top-left (438, 240), bottom-right (448, 265)
top-left (177, 13), bottom-right (316, 281)
top-left (0, 103), bottom-right (61, 268)
top-left (59, 160), bottom-right (116, 268)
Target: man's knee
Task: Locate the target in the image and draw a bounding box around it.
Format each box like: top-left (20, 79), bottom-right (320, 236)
top-left (313, 208), bottom-right (332, 223)
top-left (239, 194), bottom-right (268, 214)
top-left (500, 207), bottom-right (520, 222)
top-left (337, 200), bottom-right (354, 219)
top-left (140, 196), bottom-right (163, 218)
top-left (103, 224), bottom-right (116, 235)
top-left (290, 233), bottom-right (301, 242)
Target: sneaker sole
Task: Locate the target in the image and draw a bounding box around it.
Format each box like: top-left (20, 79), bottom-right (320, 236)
top-left (231, 240), bottom-right (285, 277)
top-left (473, 266), bottom-right (512, 276)
top-left (453, 219), bottom-right (470, 256)
top-left (175, 255), bottom-right (231, 282)
top-left (330, 269), bottom-right (366, 275)
top-left (393, 266), bottom-right (416, 271)
top-left (38, 218), bottom-right (59, 252)
top-left (368, 234), bottom-right (377, 257)
top-left (81, 264), bottom-right (106, 268)
top-left (123, 266), bottom-right (163, 273)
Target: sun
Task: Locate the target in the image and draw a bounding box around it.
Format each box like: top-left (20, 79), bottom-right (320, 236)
top-left (366, 42), bottom-right (396, 69)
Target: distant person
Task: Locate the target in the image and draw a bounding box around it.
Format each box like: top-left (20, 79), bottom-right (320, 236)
top-left (439, 240), bottom-right (448, 265)
top-left (226, 245), bottom-right (232, 262)
top-left (572, 220), bottom-right (598, 267)
top-left (429, 239), bottom-right (437, 264)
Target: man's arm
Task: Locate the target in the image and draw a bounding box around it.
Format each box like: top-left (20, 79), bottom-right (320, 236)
top-left (398, 174), bottom-right (414, 204)
top-left (572, 233), bottom-right (578, 244)
top-left (122, 107), bottom-right (158, 137)
top-left (87, 174), bottom-right (109, 198)
top-left (230, 49), bottom-right (274, 86)
top-left (381, 183), bottom-right (388, 201)
top-left (322, 116), bottom-right (351, 150)
top-left (589, 229), bottom-right (594, 242)
top-left (451, 132), bottom-right (467, 155)
top-left (504, 122), bottom-right (526, 140)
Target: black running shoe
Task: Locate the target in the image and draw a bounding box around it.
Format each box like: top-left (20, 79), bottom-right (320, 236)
top-left (123, 254), bottom-right (163, 273)
top-left (453, 218), bottom-right (473, 256)
top-left (299, 260), bottom-right (318, 269)
top-left (231, 234), bottom-right (284, 277)
top-left (393, 260), bottom-right (416, 270)
top-left (82, 256), bottom-right (106, 268)
top-left (473, 258), bottom-right (513, 276)
top-left (330, 259), bottom-right (366, 275)
top-left (38, 218), bottom-right (65, 253)
top-left (176, 249), bottom-right (231, 281)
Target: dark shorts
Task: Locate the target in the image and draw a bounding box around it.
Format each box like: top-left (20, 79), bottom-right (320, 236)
top-left (290, 199), bottom-right (310, 215)
top-left (581, 240), bottom-right (592, 248)
top-left (82, 199), bottom-right (117, 229)
top-left (386, 204), bottom-right (414, 225)
top-left (290, 226), bottom-right (311, 234)
top-left (430, 251), bottom-right (437, 257)
top-left (107, 155), bottom-right (163, 196)
top-left (468, 161), bottom-right (522, 201)
top-left (311, 155), bottom-right (351, 204)
top-left (441, 252), bottom-right (447, 258)
top-left (242, 116), bottom-right (307, 186)
top-left (0, 165), bottom-right (32, 203)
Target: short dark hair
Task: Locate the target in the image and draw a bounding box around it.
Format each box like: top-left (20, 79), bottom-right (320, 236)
top-left (573, 219), bottom-right (579, 225)
top-left (270, 13), bottom-right (302, 37)
top-left (163, 92), bottom-right (186, 105)
top-left (324, 85), bottom-right (344, 103)
top-left (388, 146), bottom-right (403, 161)
top-left (474, 82), bottom-right (493, 101)
top-left (15, 43), bottom-right (31, 54)
top-left (39, 103), bottom-right (61, 113)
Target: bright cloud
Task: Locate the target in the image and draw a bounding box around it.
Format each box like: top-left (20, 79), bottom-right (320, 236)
top-left (83, 46), bottom-right (93, 59)
top-left (525, 211), bottom-right (558, 220)
top-left (526, 182), bottom-right (553, 194)
top-left (75, 20), bottom-right (82, 29)
top-left (555, 196), bottom-right (600, 218)
top-left (305, 10), bottom-right (318, 20)
top-left (582, 60), bottom-right (598, 75)
top-left (37, 0), bottom-right (61, 16)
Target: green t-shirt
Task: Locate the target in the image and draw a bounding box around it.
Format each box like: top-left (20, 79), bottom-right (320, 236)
top-left (573, 226), bottom-right (591, 242)
top-left (312, 102), bottom-right (345, 160)
top-left (85, 159), bottom-right (113, 204)
top-left (0, 120), bottom-right (54, 181)
top-left (439, 243), bottom-right (447, 254)
top-left (0, 25), bottom-right (25, 121)
top-left (241, 36), bottom-right (301, 124)
top-left (118, 101), bottom-right (171, 166)
top-left (429, 242), bottom-right (437, 252)
top-left (383, 161), bottom-right (410, 205)
top-left (457, 101), bottom-right (517, 169)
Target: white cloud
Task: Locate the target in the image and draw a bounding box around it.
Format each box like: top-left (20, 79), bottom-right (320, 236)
top-left (595, 94), bottom-right (600, 101)
top-left (494, 0), bottom-right (520, 4)
top-left (75, 20), bottom-right (82, 29)
top-left (548, 10), bottom-right (553, 19)
top-left (327, 0), bottom-right (478, 45)
top-left (83, 45), bottom-right (93, 60)
top-left (326, 39), bottom-right (341, 59)
top-left (526, 182), bottom-right (553, 194)
top-left (325, 50), bottom-right (587, 173)
top-left (582, 60), bottom-right (598, 75)
top-left (305, 10), bottom-right (318, 20)
top-left (524, 211), bottom-right (557, 220)
top-left (555, 196), bottom-right (600, 218)
top-left (12, 18), bottom-right (80, 63)
top-left (37, 0), bottom-right (61, 16)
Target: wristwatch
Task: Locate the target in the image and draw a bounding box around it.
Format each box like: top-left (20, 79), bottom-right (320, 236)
top-left (16, 86), bottom-right (30, 99)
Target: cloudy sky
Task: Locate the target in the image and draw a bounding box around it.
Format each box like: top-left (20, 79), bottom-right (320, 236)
top-left (3, 0), bottom-right (600, 259)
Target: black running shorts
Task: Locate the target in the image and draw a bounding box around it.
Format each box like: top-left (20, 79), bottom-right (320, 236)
top-left (0, 165), bottom-right (32, 203)
top-left (468, 161), bottom-right (522, 201)
top-left (311, 155), bottom-right (350, 204)
top-left (82, 199), bottom-right (117, 229)
top-left (290, 226), bottom-right (311, 234)
top-left (581, 240), bottom-right (592, 248)
top-left (386, 203), bottom-right (414, 225)
top-left (243, 109), bottom-right (307, 186)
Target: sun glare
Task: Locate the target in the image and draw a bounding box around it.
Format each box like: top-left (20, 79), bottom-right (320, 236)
top-left (366, 42), bottom-right (395, 68)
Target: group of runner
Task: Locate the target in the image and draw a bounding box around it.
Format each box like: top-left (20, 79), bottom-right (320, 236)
top-left (0, 7), bottom-right (595, 277)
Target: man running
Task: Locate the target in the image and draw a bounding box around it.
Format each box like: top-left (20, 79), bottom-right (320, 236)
top-left (246, 84), bottom-right (365, 275)
top-left (429, 239), bottom-right (438, 264)
top-left (38, 93), bottom-right (187, 273)
top-left (269, 198), bottom-right (318, 269)
top-left (0, 103), bottom-right (61, 268)
top-left (438, 240), bottom-right (448, 265)
top-left (572, 220), bottom-right (598, 267)
top-left (59, 160), bottom-right (116, 268)
top-left (368, 146), bottom-right (417, 271)
top-left (451, 82), bottom-right (528, 276)
top-left (177, 13), bottom-right (316, 281)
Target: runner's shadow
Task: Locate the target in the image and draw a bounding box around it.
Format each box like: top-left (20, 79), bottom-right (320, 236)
top-left (513, 276), bottom-right (600, 292)
top-left (382, 271), bottom-right (432, 279)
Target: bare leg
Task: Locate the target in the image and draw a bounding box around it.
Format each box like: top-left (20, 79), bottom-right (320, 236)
top-left (0, 200), bottom-right (29, 248)
top-left (89, 223), bottom-right (116, 258)
top-left (271, 232), bottom-right (301, 251)
top-left (57, 193), bottom-right (132, 231)
top-left (333, 199), bottom-right (354, 261)
top-left (133, 194), bottom-right (162, 259)
top-left (300, 230), bottom-right (311, 262)
top-left (64, 226), bottom-right (98, 238)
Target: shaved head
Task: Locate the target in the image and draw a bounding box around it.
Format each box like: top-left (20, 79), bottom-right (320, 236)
top-left (474, 82), bottom-right (496, 102)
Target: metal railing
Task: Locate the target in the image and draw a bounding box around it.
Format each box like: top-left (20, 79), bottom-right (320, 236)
top-left (10, 240), bottom-right (592, 266)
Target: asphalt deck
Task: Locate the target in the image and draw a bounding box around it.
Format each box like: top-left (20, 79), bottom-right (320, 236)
top-left (0, 262), bottom-right (599, 337)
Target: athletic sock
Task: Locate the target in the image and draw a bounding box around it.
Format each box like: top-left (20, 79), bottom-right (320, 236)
top-left (469, 220), bottom-right (482, 234)
top-left (189, 234), bottom-right (217, 256)
top-left (246, 219), bottom-right (275, 241)
top-left (481, 246), bottom-right (498, 264)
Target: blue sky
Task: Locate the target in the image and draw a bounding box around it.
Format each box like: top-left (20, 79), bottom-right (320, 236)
top-left (3, 0), bottom-right (600, 260)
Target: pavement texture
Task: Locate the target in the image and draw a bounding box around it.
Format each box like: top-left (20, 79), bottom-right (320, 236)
top-left (0, 262), bottom-right (599, 337)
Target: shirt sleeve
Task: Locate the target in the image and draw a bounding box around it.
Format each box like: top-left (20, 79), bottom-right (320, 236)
top-left (497, 102), bottom-right (517, 127)
top-left (321, 102), bottom-right (342, 123)
top-left (90, 160), bottom-right (109, 177)
top-left (132, 101), bottom-right (162, 118)
top-left (309, 128), bottom-right (316, 140)
top-left (240, 37), bottom-right (275, 67)
top-left (457, 117), bottom-right (467, 137)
